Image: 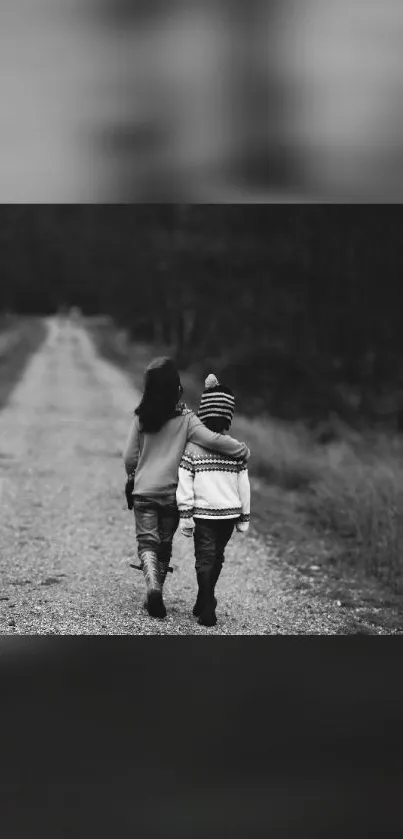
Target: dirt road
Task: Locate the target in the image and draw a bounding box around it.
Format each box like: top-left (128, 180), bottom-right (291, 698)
top-left (0, 317), bottom-right (369, 634)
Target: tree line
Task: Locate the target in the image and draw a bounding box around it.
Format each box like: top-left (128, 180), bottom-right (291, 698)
top-left (1, 205), bottom-right (403, 425)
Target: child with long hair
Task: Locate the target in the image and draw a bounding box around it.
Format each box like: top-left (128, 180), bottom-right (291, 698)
top-left (123, 358), bottom-right (250, 619)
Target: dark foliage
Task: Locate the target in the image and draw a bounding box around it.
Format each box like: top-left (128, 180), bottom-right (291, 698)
top-left (1, 205), bottom-right (403, 424)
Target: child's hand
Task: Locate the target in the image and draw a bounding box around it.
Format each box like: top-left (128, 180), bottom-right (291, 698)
top-left (179, 518), bottom-right (195, 537)
top-left (236, 521), bottom-right (249, 534)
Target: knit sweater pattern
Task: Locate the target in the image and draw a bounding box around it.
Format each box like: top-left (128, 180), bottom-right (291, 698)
top-left (176, 441), bottom-right (251, 521)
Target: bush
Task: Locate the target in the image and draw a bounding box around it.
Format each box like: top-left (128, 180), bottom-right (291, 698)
top-left (235, 413), bottom-right (403, 592)
top-left (231, 415), bottom-right (320, 490)
top-left (306, 438), bottom-right (403, 591)
top-left (229, 408), bottom-right (403, 593)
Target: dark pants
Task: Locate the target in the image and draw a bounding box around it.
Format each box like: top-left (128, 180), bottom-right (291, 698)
top-left (133, 497), bottom-right (179, 593)
top-left (193, 518), bottom-right (236, 596)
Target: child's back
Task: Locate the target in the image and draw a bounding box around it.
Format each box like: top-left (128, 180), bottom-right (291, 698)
top-left (176, 373), bottom-right (251, 627)
top-left (178, 440), bottom-right (250, 522)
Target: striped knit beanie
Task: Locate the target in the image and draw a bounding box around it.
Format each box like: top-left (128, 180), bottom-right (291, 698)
top-left (198, 374), bottom-right (235, 423)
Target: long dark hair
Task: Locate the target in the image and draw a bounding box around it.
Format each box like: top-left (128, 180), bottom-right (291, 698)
top-left (135, 357), bottom-right (183, 433)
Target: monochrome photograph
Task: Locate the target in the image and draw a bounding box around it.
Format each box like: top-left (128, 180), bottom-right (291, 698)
top-left (1, 205), bottom-right (402, 635)
top-left (2, 3), bottom-right (403, 837)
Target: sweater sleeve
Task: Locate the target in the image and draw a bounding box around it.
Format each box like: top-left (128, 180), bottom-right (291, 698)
top-left (176, 450), bottom-right (195, 518)
top-left (123, 416), bottom-right (141, 477)
top-left (237, 465), bottom-right (251, 522)
top-left (187, 413), bottom-right (250, 461)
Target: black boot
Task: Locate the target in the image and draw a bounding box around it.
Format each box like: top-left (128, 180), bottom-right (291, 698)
top-left (194, 561), bottom-right (221, 618)
top-left (197, 572), bottom-right (217, 627)
top-left (192, 572), bottom-right (204, 617)
top-left (193, 575), bottom-right (217, 617)
top-left (146, 591), bottom-right (167, 619)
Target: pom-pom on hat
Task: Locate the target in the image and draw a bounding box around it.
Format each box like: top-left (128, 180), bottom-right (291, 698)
top-left (198, 373), bottom-right (235, 423)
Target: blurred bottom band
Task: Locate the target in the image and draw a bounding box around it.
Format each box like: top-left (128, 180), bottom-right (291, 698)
top-left (0, 639), bottom-right (402, 837)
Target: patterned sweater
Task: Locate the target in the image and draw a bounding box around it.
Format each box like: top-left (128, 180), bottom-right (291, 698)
top-left (176, 441), bottom-right (251, 521)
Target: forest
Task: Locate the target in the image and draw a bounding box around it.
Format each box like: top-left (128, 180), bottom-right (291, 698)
top-left (1, 205), bottom-right (403, 427)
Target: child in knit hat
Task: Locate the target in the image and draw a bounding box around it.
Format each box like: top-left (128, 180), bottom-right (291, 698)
top-left (176, 374), bottom-right (250, 627)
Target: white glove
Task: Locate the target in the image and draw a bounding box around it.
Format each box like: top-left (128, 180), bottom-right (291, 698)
top-left (179, 517), bottom-right (195, 537)
top-left (236, 521), bottom-right (250, 534)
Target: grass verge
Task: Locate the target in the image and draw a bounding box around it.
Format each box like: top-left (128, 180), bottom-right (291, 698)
top-left (87, 317), bottom-right (403, 619)
top-left (0, 316), bottom-right (47, 411)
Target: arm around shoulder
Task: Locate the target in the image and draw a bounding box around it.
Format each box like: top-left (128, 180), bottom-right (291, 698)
top-left (187, 413), bottom-right (250, 460)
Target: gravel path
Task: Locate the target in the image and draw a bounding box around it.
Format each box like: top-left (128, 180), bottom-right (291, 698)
top-left (0, 317), bottom-right (358, 635)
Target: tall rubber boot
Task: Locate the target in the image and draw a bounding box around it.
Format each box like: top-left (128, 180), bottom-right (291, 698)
top-left (192, 571), bottom-right (204, 617)
top-left (142, 551), bottom-right (167, 619)
top-left (193, 571), bottom-right (217, 617)
top-left (211, 560), bottom-right (223, 590)
top-left (197, 571), bottom-right (217, 627)
top-left (209, 560), bottom-right (223, 613)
